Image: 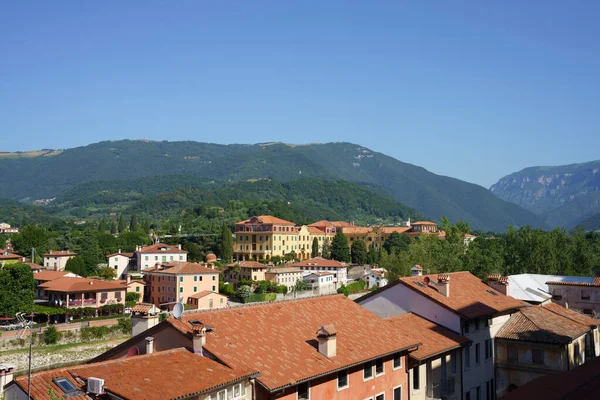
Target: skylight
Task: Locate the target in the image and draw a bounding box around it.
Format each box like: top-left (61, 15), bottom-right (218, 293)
top-left (52, 377), bottom-right (82, 396)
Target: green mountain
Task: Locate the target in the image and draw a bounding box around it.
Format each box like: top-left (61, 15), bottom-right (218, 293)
top-left (490, 160), bottom-right (600, 228)
top-left (0, 140), bottom-right (547, 231)
top-left (575, 212), bottom-right (600, 231)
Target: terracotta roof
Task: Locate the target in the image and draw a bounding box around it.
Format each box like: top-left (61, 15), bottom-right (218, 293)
top-left (265, 267), bottom-right (303, 274)
top-left (361, 271), bottom-right (528, 320)
top-left (13, 348), bottom-right (258, 400)
top-left (546, 279), bottom-right (600, 287)
top-left (541, 302), bottom-right (600, 328)
top-left (379, 227), bottom-right (411, 234)
top-left (114, 279), bottom-right (146, 287)
top-left (136, 243), bottom-right (188, 254)
top-left (43, 250), bottom-right (77, 257)
top-left (188, 290), bottom-right (227, 299)
top-left (385, 313), bottom-right (471, 360)
top-left (33, 270), bottom-right (71, 282)
top-left (501, 355), bottom-right (600, 400)
top-left (341, 226), bottom-right (372, 234)
top-left (305, 272), bottom-right (334, 277)
top-left (130, 303), bottom-right (158, 313)
top-left (496, 305), bottom-right (590, 345)
top-left (308, 220), bottom-right (352, 228)
top-left (167, 295), bottom-right (420, 392)
top-left (238, 215), bottom-right (295, 225)
top-left (27, 263), bottom-right (45, 270)
top-left (38, 277), bottom-right (126, 293)
top-left (226, 261), bottom-right (267, 269)
top-left (144, 262), bottom-right (217, 275)
top-left (411, 221), bottom-right (437, 226)
top-left (290, 257), bottom-right (346, 268)
top-left (307, 226), bottom-right (327, 234)
top-left (106, 252), bottom-right (134, 258)
top-left (0, 252), bottom-right (24, 260)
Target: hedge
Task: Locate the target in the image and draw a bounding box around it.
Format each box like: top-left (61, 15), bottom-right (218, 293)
top-left (337, 280), bottom-right (367, 297)
top-left (243, 293), bottom-right (276, 303)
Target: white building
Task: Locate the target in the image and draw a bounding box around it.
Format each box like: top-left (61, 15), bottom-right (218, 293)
top-left (290, 257), bottom-right (348, 288)
top-left (303, 272), bottom-right (336, 294)
top-left (43, 250), bottom-right (77, 271)
top-left (358, 271), bottom-right (527, 400)
top-left (135, 243), bottom-right (187, 271)
top-left (0, 223), bottom-right (18, 234)
top-left (362, 268), bottom-right (388, 289)
top-left (264, 267), bottom-right (304, 291)
top-left (106, 250), bottom-right (136, 279)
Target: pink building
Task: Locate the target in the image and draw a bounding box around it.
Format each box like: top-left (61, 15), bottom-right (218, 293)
top-left (38, 277), bottom-right (126, 308)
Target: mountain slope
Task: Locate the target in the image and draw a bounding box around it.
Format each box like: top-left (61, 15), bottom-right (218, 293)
top-left (0, 140), bottom-right (547, 231)
top-left (490, 160), bottom-right (600, 227)
top-left (575, 212), bottom-right (600, 231)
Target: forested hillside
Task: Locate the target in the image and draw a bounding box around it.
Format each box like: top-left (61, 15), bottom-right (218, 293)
top-left (0, 140), bottom-right (547, 231)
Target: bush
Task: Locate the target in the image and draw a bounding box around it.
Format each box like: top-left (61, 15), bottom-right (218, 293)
top-left (43, 326), bottom-right (61, 345)
top-left (81, 326), bottom-right (110, 341)
top-left (274, 285), bottom-right (288, 294)
top-left (237, 285), bottom-right (252, 299)
top-left (219, 282), bottom-right (236, 296)
top-left (125, 292), bottom-right (141, 303)
top-left (115, 318), bottom-right (132, 334)
top-left (337, 281), bottom-right (366, 297)
top-left (243, 293), bottom-right (276, 303)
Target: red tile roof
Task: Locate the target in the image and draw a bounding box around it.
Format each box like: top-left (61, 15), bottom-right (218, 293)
top-left (226, 261), bottom-right (267, 269)
top-left (385, 313), bottom-right (471, 360)
top-left (290, 257), bottom-right (346, 268)
top-left (546, 280), bottom-right (600, 287)
top-left (43, 250), bottom-right (77, 257)
top-left (106, 252), bottom-right (134, 258)
top-left (188, 290), bottom-right (226, 299)
top-left (167, 295), bottom-right (420, 392)
top-left (130, 303), bottom-right (158, 314)
top-left (341, 226), bottom-right (372, 234)
top-left (502, 354), bottom-right (600, 400)
top-left (13, 348), bottom-right (258, 400)
top-left (411, 221), bottom-right (437, 226)
top-left (38, 277), bottom-right (126, 293)
top-left (135, 243), bottom-right (188, 254)
top-left (33, 270), bottom-right (71, 282)
top-left (238, 215), bottom-right (295, 225)
top-left (308, 220), bottom-right (352, 228)
top-left (496, 305), bottom-right (590, 345)
top-left (379, 227), bottom-right (411, 234)
top-left (144, 262), bottom-right (217, 275)
top-left (541, 302), bottom-right (600, 328)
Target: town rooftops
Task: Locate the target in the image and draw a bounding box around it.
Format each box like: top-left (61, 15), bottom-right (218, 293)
top-left (43, 250), bottom-right (77, 257)
top-left (305, 271), bottom-right (334, 277)
top-left (167, 295), bottom-right (420, 392)
top-left (38, 277), bottom-right (125, 293)
top-left (144, 262), bottom-right (217, 275)
top-left (135, 243), bottom-right (188, 254)
top-left (33, 270), bottom-right (73, 282)
top-left (385, 313), bottom-right (471, 361)
top-left (360, 271), bottom-right (528, 320)
top-left (496, 304), bottom-right (592, 345)
top-left (10, 348), bottom-right (258, 400)
top-left (341, 226), bottom-right (372, 234)
top-left (541, 302), bottom-right (600, 328)
top-left (238, 215), bottom-right (295, 225)
top-left (308, 220), bottom-right (352, 228)
top-left (130, 303), bottom-right (159, 314)
top-left (379, 227), bottom-right (411, 234)
top-left (290, 257), bottom-right (346, 268)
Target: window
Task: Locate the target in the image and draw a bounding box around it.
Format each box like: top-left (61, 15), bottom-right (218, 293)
top-left (199, 276), bottom-right (203, 281)
top-left (393, 386), bottom-right (402, 400)
top-left (212, 285), bottom-right (216, 291)
top-left (464, 322), bottom-right (470, 334)
top-left (363, 362), bottom-right (373, 380)
top-left (212, 276), bottom-right (216, 281)
top-left (179, 276), bottom-right (183, 282)
top-left (532, 349), bottom-right (544, 365)
top-left (464, 347), bottom-right (471, 369)
top-left (52, 378), bottom-right (80, 395)
top-left (375, 394), bottom-right (384, 400)
top-left (485, 339), bottom-right (492, 360)
top-left (393, 353), bottom-right (402, 370)
top-left (475, 343), bottom-right (480, 365)
top-left (194, 276), bottom-right (197, 281)
top-left (136, 286), bottom-right (140, 292)
top-left (297, 382), bottom-right (310, 400)
top-left (375, 358), bottom-right (384, 376)
top-left (194, 286), bottom-right (197, 292)
top-left (145, 256), bottom-right (148, 261)
top-left (451, 350), bottom-right (457, 374)
top-left (476, 386), bottom-right (481, 400)
top-left (507, 346), bottom-right (518, 363)
top-left (412, 367), bottom-right (420, 391)
top-left (475, 319), bottom-right (480, 331)
top-left (337, 370), bottom-right (348, 390)
top-left (583, 308), bottom-right (593, 315)
top-left (179, 287), bottom-right (183, 293)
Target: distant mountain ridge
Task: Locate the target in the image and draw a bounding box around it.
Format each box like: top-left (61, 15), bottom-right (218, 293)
top-left (490, 160), bottom-right (600, 228)
top-left (0, 140), bottom-right (547, 231)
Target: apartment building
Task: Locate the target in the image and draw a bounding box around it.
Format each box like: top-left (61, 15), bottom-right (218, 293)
top-left (264, 267), bottom-right (304, 291)
top-left (135, 242), bottom-right (187, 271)
top-left (43, 250), bottom-right (76, 271)
top-left (223, 261), bottom-right (270, 288)
top-left (495, 302), bottom-right (600, 397)
top-left (358, 271), bottom-right (528, 400)
top-left (93, 295), bottom-right (419, 400)
top-left (143, 261), bottom-right (219, 309)
top-left (290, 257), bottom-right (348, 287)
top-left (106, 250), bottom-right (136, 278)
top-left (234, 215), bottom-right (297, 261)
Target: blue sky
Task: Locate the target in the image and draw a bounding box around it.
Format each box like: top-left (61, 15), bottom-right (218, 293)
top-left (1, 1), bottom-right (598, 187)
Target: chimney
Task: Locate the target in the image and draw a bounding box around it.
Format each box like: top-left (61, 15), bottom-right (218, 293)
top-left (178, 244), bottom-right (182, 250)
top-left (118, 248), bottom-right (121, 254)
top-left (126, 275), bottom-right (131, 284)
top-left (411, 265), bottom-right (423, 277)
top-left (131, 305), bottom-right (160, 336)
top-left (487, 274), bottom-right (509, 296)
top-left (437, 275), bottom-right (450, 297)
top-left (316, 324), bottom-right (337, 358)
top-left (145, 337), bottom-right (154, 354)
top-left (0, 364), bottom-right (15, 398)
top-left (192, 325), bottom-right (207, 355)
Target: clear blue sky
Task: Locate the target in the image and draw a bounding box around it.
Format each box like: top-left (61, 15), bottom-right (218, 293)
top-left (1, 1), bottom-right (599, 187)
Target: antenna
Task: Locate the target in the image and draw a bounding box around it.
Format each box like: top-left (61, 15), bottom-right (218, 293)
top-left (16, 312), bottom-right (34, 400)
top-left (173, 302), bottom-right (184, 319)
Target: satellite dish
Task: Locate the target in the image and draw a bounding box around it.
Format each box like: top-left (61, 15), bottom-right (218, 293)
top-left (424, 276), bottom-right (431, 285)
top-left (173, 302), bottom-right (184, 319)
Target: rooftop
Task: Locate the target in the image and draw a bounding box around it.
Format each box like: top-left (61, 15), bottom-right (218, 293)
top-left (496, 304), bottom-right (591, 345)
top-left (265, 267), bottom-right (303, 274)
top-left (167, 295), bottom-right (420, 392)
top-left (106, 252), bottom-right (134, 258)
top-left (290, 257), bottom-right (346, 268)
top-left (135, 243), bottom-right (188, 254)
top-left (144, 261), bottom-right (217, 275)
top-left (507, 274), bottom-right (597, 303)
top-left (188, 290), bottom-right (226, 299)
top-left (43, 250), bottom-right (77, 257)
top-left (12, 348), bottom-right (258, 400)
top-left (226, 261), bottom-right (267, 269)
top-left (308, 220), bottom-right (352, 228)
top-left (33, 270), bottom-right (73, 282)
top-left (385, 313), bottom-right (471, 361)
top-left (38, 277), bottom-right (125, 293)
top-left (411, 221), bottom-right (437, 226)
top-left (541, 302), bottom-right (600, 328)
top-left (238, 215), bottom-right (295, 225)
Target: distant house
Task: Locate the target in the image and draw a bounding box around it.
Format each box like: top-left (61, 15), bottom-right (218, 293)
top-left (264, 267), bottom-right (304, 291)
top-left (0, 223), bottom-right (18, 234)
top-left (134, 243), bottom-right (187, 271)
top-left (43, 250), bottom-right (77, 271)
top-left (33, 270), bottom-right (80, 299)
top-left (361, 268), bottom-right (388, 289)
top-left (223, 261), bottom-right (269, 288)
top-left (106, 250), bottom-right (136, 279)
top-left (290, 257), bottom-right (348, 287)
top-left (303, 272), bottom-right (336, 294)
top-left (38, 277), bottom-right (126, 309)
top-left (187, 291), bottom-right (228, 310)
top-left (115, 275), bottom-right (146, 298)
top-left (0, 246), bottom-right (27, 265)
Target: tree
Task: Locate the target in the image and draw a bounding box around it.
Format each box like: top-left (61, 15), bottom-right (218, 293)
top-left (11, 225), bottom-right (48, 257)
top-left (218, 225), bottom-right (233, 264)
top-left (44, 326), bottom-right (61, 345)
top-left (330, 231), bottom-right (350, 262)
top-left (118, 215), bottom-right (126, 234)
top-left (383, 232), bottom-right (411, 254)
top-left (366, 243), bottom-right (379, 264)
top-left (0, 263), bottom-right (35, 317)
top-left (110, 221), bottom-right (117, 235)
top-left (184, 242), bottom-right (204, 262)
top-left (65, 256), bottom-right (86, 276)
top-left (76, 229), bottom-right (102, 276)
top-left (311, 238), bottom-right (319, 258)
top-left (284, 251), bottom-right (297, 262)
top-left (321, 238), bottom-right (330, 259)
top-left (295, 279), bottom-right (309, 291)
top-left (237, 285), bottom-right (251, 300)
top-left (129, 214), bottom-right (138, 232)
top-left (351, 239), bottom-right (367, 264)
top-left (98, 267), bottom-right (116, 280)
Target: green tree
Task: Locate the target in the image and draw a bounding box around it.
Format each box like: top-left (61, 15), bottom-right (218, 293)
top-left (330, 231), bottom-right (350, 262)
top-left (43, 326), bottom-right (61, 345)
top-left (321, 238), bottom-right (330, 259)
top-left (76, 229), bottom-right (102, 276)
top-left (110, 221), bottom-right (117, 235)
top-left (98, 267), bottom-right (116, 280)
top-left (129, 214), bottom-right (138, 231)
top-left (383, 232), bottom-right (411, 254)
top-left (295, 279), bottom-right (309, 291)
top-left (11, 225), bottom-right (48, 257)
top-left (351, 239), bottom-right (367, 264)
top-left (366, 243), bottom-right (379, 264)
top-left (0, 263), bottom-right (35, 317)
top-left (284, 251), bottom-right (297, 262)
top-left (311, 237), bottom-right (319, 258)
top-left (184, 242), bottom-right (204, 262)
top-left (237, 285), bottom-right (251, 300)
top-left (65, 256), bottom-right (86, 276)
top-left (218, 225), bottom-right (234, 263)
top-left (118, 215), bottom-right (126, 234)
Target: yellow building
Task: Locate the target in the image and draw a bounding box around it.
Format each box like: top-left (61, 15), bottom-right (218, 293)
top-left (234, 215), bottom-right (298, 261)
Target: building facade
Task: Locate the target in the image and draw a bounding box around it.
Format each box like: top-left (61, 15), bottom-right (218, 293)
top-left (264, 267), bottom-right (304, 291)
top-left (135, 243), bottom-right (187, 271)
top-left (290, 257), bottom-right (348, 288)
top-left (106, 251), bottom-right (136, 279)
top-left (43, 250), bottom-right (77, 271)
